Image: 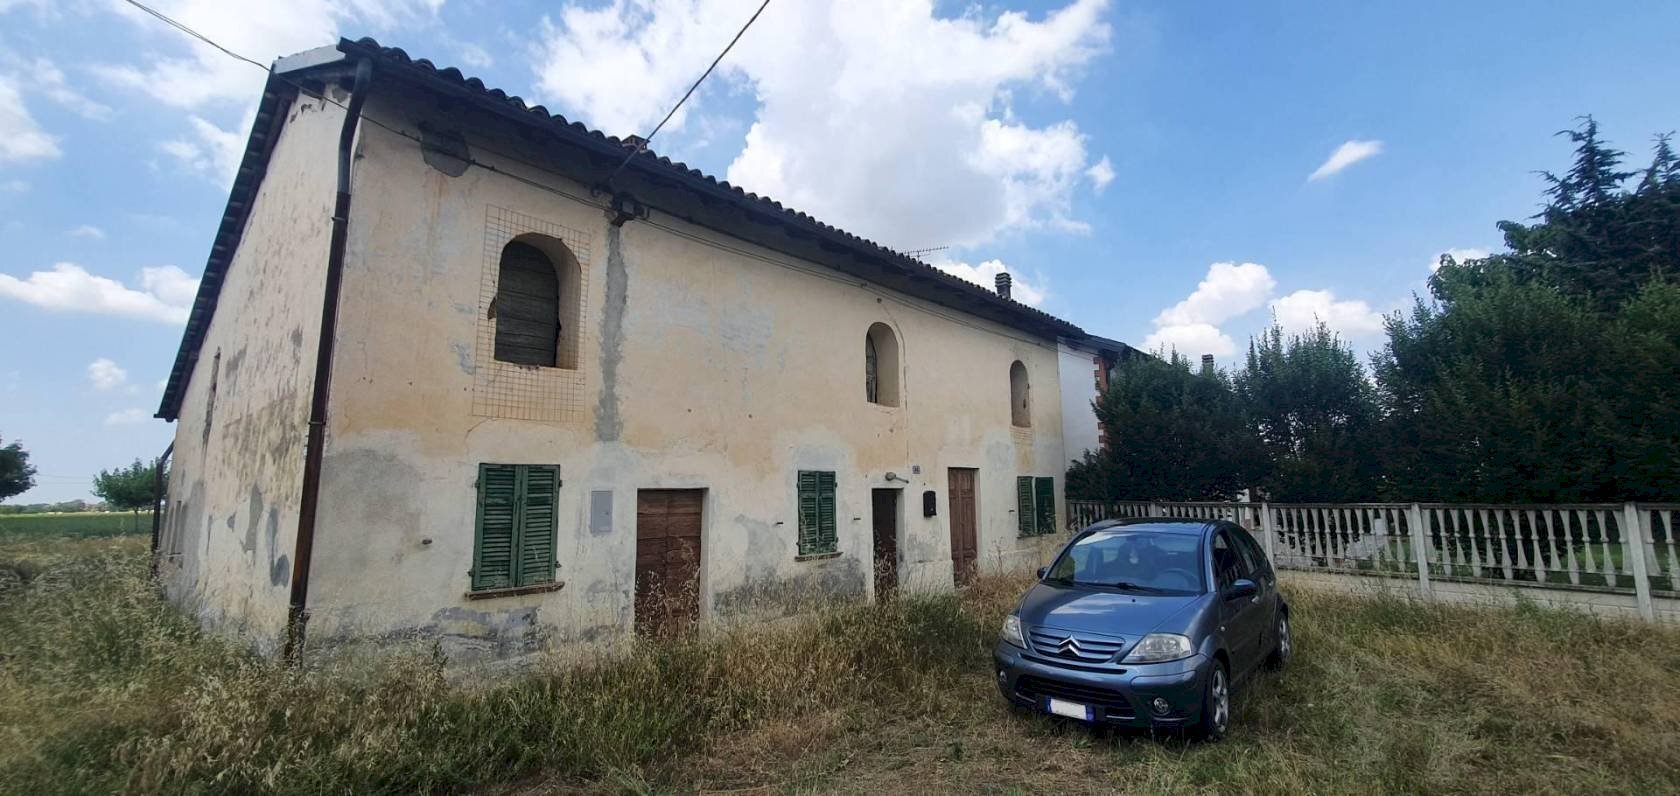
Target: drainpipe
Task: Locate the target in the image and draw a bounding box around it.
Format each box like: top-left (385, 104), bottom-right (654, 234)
top-left (285, 56), bottom-right (373, 663)
top-left (149, 442), bottom-right (173, 579)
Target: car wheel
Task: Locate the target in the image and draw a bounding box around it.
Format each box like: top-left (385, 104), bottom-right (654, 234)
top-left (1264, 611), bottom-right (1291, 670)
top-left (1197, 660), bottom-right (1230, 741)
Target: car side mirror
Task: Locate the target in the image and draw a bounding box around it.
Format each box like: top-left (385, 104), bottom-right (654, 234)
top-left (1226, 578), bottom-right (1258, 600)
top-left (1035, 567), bottom-right (1048, 580)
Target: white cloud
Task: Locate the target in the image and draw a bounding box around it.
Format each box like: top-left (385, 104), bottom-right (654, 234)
top-left (87, 358), bottom-right (128, 391)
top-left (1430, 246), bottom-right (1490, 272)
top-left (1152, 261), bottom-right (1275, 327)
top-left (0, 263), bottom-right (199, 324)
top-left (929, 256), bottom-right (1047, 307)
top-left (1308, 139), bottom-right (1383, 181)
top-left (1142, 261), bottom-right (1276, 359)
top-left (1270, 289), bottom-right (1385, 338)
top-left (104, 408), bottom-right (150, 426)
top-left (1086, 155), bottom-right (1115, 193)
top-left (160, 113), bottom-right (248, 184)
top-left (69, 224), bottom-right (106, 240)
top-left (26, 56), bottom-right (114, 120)
top-left (0, 75), bottom-right (60, 163)
top-left (534, 0), bottom-right (1115, 250)
top-left (1143, 322), bottom-right (1236, 359)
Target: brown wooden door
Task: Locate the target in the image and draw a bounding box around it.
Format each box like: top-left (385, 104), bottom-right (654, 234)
top-left (871, 489), bottom-right (899, 599)
top-left (635, 489), bottom-right (704, 635)
top-left (948, 468), bottom-right (978, 585)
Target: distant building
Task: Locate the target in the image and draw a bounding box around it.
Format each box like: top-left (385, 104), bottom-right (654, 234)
top-left (152, 38), bottom-right (1129, 658)
top-left (1057, 335), bottom-right (1139, 462)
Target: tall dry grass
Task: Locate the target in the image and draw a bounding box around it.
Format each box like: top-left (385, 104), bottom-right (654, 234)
top-left (4, 536), bottom-right (1679, 794)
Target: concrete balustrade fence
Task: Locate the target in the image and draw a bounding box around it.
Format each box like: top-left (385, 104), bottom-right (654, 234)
top-left (1065, 500), bottom-right (1680, 624)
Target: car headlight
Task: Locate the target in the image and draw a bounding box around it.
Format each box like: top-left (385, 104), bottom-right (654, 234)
top-left (1001, 614), bottom-right (1026, 648)
top-left (1121, 633), bottom-right (1194, 663)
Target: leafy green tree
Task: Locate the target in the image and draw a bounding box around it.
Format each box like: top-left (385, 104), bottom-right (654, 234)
top-left (1068, 353), bottom-right (1263, 501)
top-left (1605, 281), bottom-right (1680, 499)
top-left (0, 435), bottom-right (36, 503)
top-left (1235, 322), bottom-right (1380, 501)
top-left (1435, 119), bottom-right (1679, 312)
top-left (93, 459), bottom-right (164, 532)
top-left (1372, 275), bottom-right (1618, 502)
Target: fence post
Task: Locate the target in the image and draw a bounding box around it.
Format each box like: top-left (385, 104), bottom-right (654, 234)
top-left (1260, 502), bottom-right (1275, 561)
top-left (1408, 503), bottom-right (1431, 596)
top-left (1149, 501), bottom-right (1162, 518)
top-left (1624, 503), bottom-right (1655, 623)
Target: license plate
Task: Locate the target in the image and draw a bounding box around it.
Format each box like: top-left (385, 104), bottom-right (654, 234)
top-left (1046, 697), bottom-right (1091, 720)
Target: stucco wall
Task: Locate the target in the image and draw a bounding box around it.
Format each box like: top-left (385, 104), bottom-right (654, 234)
top-left (300, 90), bottom-right (1068, 656)
top-left (1057, 342), bottom-right (1102, 462)
top-left (158, 90), bottom-right (344, 651)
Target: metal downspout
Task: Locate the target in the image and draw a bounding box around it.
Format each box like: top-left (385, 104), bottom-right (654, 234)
top-left (149, 442), bottom-right (173, 579)
top-left (285, 57), bottom-right (373, 663)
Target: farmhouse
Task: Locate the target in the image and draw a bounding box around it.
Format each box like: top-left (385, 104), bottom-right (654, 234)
top-left (153, 38), bottom-right (1119, 658)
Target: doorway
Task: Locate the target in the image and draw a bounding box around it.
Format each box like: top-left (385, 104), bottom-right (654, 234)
top-left (947, 468), bottom-right (978, 585)
top-left (871, 488), bottom-right (900, 599)
top-left (635, 489), bottom-right (704, 635)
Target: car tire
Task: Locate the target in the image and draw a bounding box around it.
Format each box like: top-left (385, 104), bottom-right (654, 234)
top-left (1196, 659), bottom-right (1230, 741)
top-left (1264, 610), bottom-right (1291, 670)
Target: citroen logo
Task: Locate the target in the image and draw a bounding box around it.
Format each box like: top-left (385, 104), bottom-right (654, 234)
top-left (1058, 636), bottom-right (1082, 654)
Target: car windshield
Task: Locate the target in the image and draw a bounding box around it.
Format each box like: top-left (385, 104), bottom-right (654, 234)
top-left (1043, 530), bottom-right (1205, 594)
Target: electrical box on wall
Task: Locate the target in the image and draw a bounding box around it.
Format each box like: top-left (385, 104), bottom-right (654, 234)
top-left (923, 490), bottom-right (937, 517)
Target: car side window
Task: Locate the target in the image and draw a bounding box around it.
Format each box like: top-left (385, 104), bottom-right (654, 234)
top-left (1232, 527), bottom-right (1271, 584)
top-left (1211, 530), bottom-right (1248, 590)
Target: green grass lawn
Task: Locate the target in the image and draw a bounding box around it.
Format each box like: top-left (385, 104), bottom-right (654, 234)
top-left (3, 535), bottom-right (1678, 794)
top-left (0, 511), bottom-right (152, 540)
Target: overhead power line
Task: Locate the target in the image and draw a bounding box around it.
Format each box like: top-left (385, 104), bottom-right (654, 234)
top-left (122, 0), bottom-right (269, 71)
top-left (603, 0), bottom-right (773, 185)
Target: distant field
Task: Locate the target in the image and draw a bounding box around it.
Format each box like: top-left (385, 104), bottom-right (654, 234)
top-left (0, 511), bottom-right (152, 538)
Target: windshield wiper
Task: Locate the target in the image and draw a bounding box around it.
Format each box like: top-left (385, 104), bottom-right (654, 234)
top-left (1105, 581), bottom-right (1168, 593)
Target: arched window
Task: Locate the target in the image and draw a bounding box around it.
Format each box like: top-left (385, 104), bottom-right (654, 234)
top-left (492, 236), bottom-right (581, 369)
top-left (1009, 360), bottom-right (1030, 427)
top-left (866, 322), bottom-right (900, 406)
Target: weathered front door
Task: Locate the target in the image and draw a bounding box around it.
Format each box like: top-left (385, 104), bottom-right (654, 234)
top-left (872, 488), bottom-right (900, 599)
top-left (635, 489), bottom-right (704, 634)
top-left (947, 468), bottom-right (978, 585)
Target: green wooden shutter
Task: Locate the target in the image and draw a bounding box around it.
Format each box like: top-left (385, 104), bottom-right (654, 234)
top-left (474, 464), bottom-right (519, 590)
top-left (796, 471), bottom-right (838, 556)
top-left (817, 471), bottom-right (837, 553)
top-left (1034, 477), bottom-right (1056, 535)
top-left (517, 465), bottom-right (559, 585)
top-left (797, 471), bottom-right (820, 556)
top-left (1016, 476), bottom-right (1034, 536)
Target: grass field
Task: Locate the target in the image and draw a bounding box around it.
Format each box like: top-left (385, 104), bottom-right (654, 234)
top-left (2, 534), bottom-right (1678, 794)
top-left (0, 511), bottom-right (152, 539)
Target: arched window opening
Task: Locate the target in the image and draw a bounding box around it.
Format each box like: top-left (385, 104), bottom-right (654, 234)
top-left (866, 322), bottom-right (900, 407)
top-left (1009, 360), bottom-right (1031, 427)
top-left (492, 236), bottom-right (582, 369)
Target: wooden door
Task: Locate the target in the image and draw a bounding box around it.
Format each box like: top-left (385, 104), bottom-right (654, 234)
top-left (635, 489), bottom-right (704, 635)
top-left (871, 489), bottom-right (900, 599)
top-left (948, 468), bottom-right (978, 585)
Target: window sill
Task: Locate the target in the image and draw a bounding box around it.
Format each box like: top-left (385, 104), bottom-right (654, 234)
top-left (795, 551), bottom-right (842, 562)
top-left (464, 581), bottom-right (565, 600)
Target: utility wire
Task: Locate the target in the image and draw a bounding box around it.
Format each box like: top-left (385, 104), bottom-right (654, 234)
top-left (122, 0), bottom-right (270, 71)
top-left (602, 0), bottom-right (772, 186)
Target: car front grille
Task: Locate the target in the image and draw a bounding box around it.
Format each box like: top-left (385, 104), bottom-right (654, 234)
top-left (1015, 676), bottom-right (1135, 718)
top-left (1027, 627), bottom-right (1126, 664)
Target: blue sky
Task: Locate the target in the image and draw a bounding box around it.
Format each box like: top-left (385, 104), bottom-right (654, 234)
top-left (3, 0), bottom-right (1679, 502)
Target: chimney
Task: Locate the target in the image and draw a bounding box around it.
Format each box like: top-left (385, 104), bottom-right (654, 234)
top-left (995, 271), bottom-right (1012, 300)
top-left (1201, 353), bottom-right (1215, 374)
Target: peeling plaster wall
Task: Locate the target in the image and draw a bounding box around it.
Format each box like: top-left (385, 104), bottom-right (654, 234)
top-left (302, 90), bottom-right (1067, 657)
top-left (158, 92), bottom-right (344, 652)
